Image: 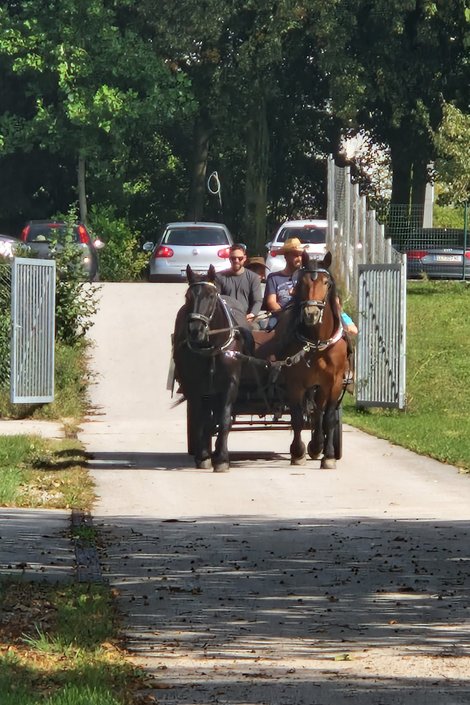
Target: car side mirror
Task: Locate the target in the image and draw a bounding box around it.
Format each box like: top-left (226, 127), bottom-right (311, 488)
top-left (93, 239), bottom-right (105, 250)
top-left (265, 241), bottom-right (272, 250)
top-left (142, 241), bottom-right (154, 252)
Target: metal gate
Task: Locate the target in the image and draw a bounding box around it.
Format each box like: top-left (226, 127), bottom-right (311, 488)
top-left (356, 262), bottom-right (407, 409)
top-left (11, 258), bottom-right (56, 403)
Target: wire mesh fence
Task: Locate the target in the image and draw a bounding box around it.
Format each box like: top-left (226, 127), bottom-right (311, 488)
top-left (377, 204), bottom-right (468, 280)
top-left (326, 156), bottom-right (405, 302)
top-left (0, 261), bottom-right (12, 391)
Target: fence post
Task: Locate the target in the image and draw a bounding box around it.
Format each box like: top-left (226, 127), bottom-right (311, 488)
top-left (327, 155), bottom-right (335, 254)
top-left (342, 167), bottom-right (351, 291)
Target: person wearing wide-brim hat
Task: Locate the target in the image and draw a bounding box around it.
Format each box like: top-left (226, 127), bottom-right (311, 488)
top-left (264, 237), bottom-right (306, 314)
top-left (245, 256), bottom-right (270, 281)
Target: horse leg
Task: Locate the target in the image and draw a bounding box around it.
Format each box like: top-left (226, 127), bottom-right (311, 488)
top-left (212, 379), bottom-right (239, 473)
top-left (308, 408), bottom-right (324, 460)
top-left (307, 388), bottom-right (324, 460)
top-left (194, 397), bottom-right (213, 470)
top-left (320, 401), bottom-right (338, 470)
top-left (289, 401), bottom-right (306, 465)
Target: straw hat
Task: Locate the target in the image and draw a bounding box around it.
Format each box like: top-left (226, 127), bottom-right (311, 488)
top-left (279, 237), bottom-right (306, 254)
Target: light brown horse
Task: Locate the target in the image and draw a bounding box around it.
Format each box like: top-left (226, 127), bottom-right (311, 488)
top-left (281, 251), bottom-right (348, 469)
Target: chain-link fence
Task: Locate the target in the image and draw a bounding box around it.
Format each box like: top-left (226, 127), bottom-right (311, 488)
top-left (376, 204), bottom-right (468, 280)
top-left (326, 156), bottom-right (405, 302)
top-left (0, 261), bottom-right (12, 391)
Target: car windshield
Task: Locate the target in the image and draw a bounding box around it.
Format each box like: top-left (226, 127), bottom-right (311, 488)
top-left (277, 226), bottom-right (326, 244)
top-left (163, 227), bottom-right (229, 246)
top-left (26, 224), bottom-right (79, 243)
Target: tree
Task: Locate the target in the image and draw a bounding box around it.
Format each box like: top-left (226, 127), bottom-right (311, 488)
top-left (317, 0), bottom-right (469, 209)
top-left (0, 0), bottom-right (194, 225)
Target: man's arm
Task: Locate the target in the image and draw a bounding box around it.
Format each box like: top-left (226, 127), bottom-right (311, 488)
top-left (264, 274), bottom-right (281, 312)
top-left (247, 271), bottom-right (263, 317)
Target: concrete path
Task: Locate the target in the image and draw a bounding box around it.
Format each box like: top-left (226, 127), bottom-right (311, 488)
top-left (79, 283), bottom-right (470, 704)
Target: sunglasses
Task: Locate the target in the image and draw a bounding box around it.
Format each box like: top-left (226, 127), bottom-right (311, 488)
top-left (230, 256), bottom-right (245, 261)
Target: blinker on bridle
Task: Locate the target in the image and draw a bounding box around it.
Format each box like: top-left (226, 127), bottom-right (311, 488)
top-left (299, 267), bottom-right (332, 313)
top-left (187, 280), bottom-right (218, 327)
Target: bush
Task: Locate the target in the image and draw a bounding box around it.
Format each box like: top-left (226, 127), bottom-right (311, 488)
top-left (0, 261), bottom-right (11, 391)
top-left (51, 213), bottom-right (100, 346)
top-left (89, 204), bottom-right (150, 281)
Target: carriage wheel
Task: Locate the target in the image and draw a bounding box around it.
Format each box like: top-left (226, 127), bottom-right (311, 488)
top-left (186, 401), bottom-right (197, 456)
top-left (333, 407), bottom-right (343, 460)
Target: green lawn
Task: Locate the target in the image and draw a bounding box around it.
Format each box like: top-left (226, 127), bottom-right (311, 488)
top-left (0, 435), bottom-right (95, 510)
top-left (344, 280), bottom-right (470, 471)
top-left (0, 581), bottom-right (149, 705)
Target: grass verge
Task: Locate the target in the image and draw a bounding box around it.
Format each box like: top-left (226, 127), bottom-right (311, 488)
top-left (344, 280), bottom-right (470, 471)
top-left (0, 435), bottom-right (95, 510)
top-left (0, 580), bottom-right (153, 705)
top-left (0, 341), bottom-right (90, 423)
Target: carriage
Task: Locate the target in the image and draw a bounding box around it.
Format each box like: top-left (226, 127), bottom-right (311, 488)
top-left (174, 252), bottom-right (348, 472)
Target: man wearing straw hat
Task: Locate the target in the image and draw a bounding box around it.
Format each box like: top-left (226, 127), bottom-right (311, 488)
top-left (264, 237), bottom-right (306, 325)
top-left (252, 237), bottom-right (306, 359)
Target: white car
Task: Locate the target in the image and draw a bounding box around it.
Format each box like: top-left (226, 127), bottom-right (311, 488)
top-left (144, 222), bottom-right (233, 282)
top-left (265, 219), bottom-right (328, 273)
top-left (0, 234), bottom-right (20, 259)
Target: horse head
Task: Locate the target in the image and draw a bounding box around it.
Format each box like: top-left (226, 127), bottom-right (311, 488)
top-left (185, 265), bottom-right (219, 347)
top-left (296, 251), bottom-right (335, 328)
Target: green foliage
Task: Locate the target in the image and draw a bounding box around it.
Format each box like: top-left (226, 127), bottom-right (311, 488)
top-left (52, 211), bottom-right (100, 346)
top-left (435, 103), bottom-right (470, 205)
top-left (0, 264), bottom-right (11, 391)
top-left (433, 203), bottom-right (466, 229)
top-left (89, 205), bottom-right (149, 281)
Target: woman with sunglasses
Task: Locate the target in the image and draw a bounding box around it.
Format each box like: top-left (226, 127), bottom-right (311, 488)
top-left (215, 243), bottom-right (263, 324)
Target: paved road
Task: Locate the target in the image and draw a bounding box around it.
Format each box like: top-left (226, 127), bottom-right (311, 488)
top-left (79, 283), bottom-right (470, 704)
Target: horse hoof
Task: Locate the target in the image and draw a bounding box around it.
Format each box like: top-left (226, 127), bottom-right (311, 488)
top-left (321, 457), bottom-right (336, 470)
top-left (290, 455), bottom-right (306, 466)
top-left (197, 458), bottom-right (212, 470)
top-left (307, 441), bottom-right (323, 460)
top-left (213, 462), bottom-right (230, 473)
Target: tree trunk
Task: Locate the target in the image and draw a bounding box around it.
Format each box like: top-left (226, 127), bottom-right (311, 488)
top-left (186, 115), bottom-right (211, 222)
top-left (244, 97), bottom-right (269, 253)
top-left (411, 158), bottom-right (428, 207)
top-left (389, 135), bottom-right (412, 206)
top-left (77, 152), bottom-right (87, 224)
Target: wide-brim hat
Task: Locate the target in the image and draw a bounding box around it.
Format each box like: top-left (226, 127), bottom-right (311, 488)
top-left (245, 256), bottom-right (270, 271)
top-left (279, 237), bottom-right (306, 254)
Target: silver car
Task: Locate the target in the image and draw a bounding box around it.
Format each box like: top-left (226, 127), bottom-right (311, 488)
top-left (145, 222), bottom-right (233, 282)
top-left (265, 219), bottom-right (328, 273)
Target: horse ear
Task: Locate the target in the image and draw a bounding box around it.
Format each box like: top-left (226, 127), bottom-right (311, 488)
top-left (186, 264), bottom-right (194, 284)
top-left (322, 251), bottom-right (332, 269)
top-left (301, 250), bottom-right (310, 268)
top-left (208, 264), bottom-right (216, 281)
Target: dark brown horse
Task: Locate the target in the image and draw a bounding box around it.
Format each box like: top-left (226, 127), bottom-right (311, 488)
top-left (173, 264), bottom-right (247, 472)
top-left (281, 251), bottom-right (348, 469)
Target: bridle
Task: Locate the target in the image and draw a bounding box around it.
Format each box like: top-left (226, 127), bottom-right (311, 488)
top-left (186, 281), bottom-right (237, 355)
top-left (298, 267), bottom-right (332, 324)
top-left (295, 267), bottom-right (344, 351)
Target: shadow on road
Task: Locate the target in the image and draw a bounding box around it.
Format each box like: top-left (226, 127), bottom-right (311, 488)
top-left (86, 451), bottom-right (286, 471)
top-left (94, 513), bottom-right (470, 704)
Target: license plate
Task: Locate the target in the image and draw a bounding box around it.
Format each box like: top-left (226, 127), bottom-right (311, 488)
top-left (435, 255), bottom-right (461, 262)
top-left (181, 269), bottom-right (206, 276)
